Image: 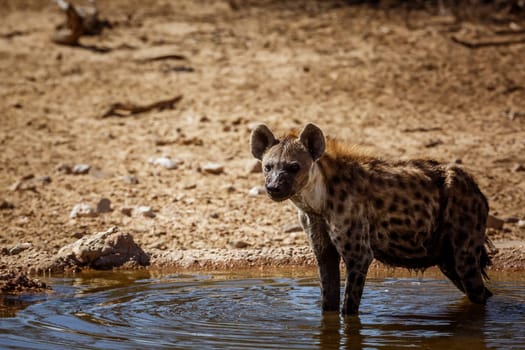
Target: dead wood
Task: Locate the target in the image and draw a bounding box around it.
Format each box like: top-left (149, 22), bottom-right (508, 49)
top-left (100, 95), bottom-right (183, 118)
top-left (402, 127), bottom-right (443, 133)
top-left (451, 34), bottom-right (525, 48)
top-left (136, 54), bottom-right (187, 63)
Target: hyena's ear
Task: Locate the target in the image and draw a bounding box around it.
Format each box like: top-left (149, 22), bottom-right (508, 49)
top-left (299, 123), bottom-right (325, 161)
top-left (250, 124), bottom-right (277, 160)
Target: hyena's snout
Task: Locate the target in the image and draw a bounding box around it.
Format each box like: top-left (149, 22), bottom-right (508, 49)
top-left (265, 172), bottom-right (293, 201)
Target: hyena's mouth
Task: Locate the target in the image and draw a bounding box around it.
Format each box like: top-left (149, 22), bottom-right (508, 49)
top-left (265, 187), bottom-right (292, 202)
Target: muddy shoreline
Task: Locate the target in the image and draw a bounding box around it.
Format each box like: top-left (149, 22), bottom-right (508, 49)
top-left (2, 239), bottom-right (524, 276)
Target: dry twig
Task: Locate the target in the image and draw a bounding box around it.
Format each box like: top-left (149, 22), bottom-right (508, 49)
top-left (451, 34), bottom-right (525, 48)
top-left (100, 95), bottom-right (183, 118)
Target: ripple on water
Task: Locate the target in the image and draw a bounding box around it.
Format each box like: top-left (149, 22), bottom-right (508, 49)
top-left (0, 272), bottom-right (524, 350)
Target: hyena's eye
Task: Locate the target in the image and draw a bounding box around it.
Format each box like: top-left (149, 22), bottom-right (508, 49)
top-left (263, 164), bottom-right (273, 172)
top-left (286, 163), bottom-right (300, 173)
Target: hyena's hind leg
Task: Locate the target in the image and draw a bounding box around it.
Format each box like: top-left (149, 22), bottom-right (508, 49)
top-left (439, 225), bottom-right (492, 304)
top-left (439, 238), bottom-right (466, 294)
top-left (441, 166), bottom-right (493, 304)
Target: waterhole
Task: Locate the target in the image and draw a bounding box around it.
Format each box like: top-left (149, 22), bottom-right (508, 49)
top-left (1, 269), bottom-right (524, 349)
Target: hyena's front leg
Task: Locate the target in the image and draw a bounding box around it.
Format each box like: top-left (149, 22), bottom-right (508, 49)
top-left (336, 220), bottom-right (373, 315)
top-left (299, 211), bottom-right (340, 312)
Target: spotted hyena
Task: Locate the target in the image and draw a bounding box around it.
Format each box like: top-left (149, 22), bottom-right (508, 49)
top-left (250, 123), bottom-right (493, 315)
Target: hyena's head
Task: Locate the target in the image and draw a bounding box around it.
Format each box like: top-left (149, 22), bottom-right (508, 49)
top-left (250, 123), bottom-right (325, 201)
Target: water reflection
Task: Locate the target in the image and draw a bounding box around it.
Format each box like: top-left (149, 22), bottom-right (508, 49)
top-left (0, 270), bottom-right (523, 349)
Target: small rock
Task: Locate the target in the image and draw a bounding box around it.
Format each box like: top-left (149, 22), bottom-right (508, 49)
top-left (96, 198), bottom-right (112, 213)
top-left (9, 177), bottom-right (36, 192)
top-left (283, 223), bottom-right (302, 233)
top-left (245, 159), bottom-right (262, 174)
top-left (486, 214), bottom-right (504, 230)
top-left (122, 175), bottom-right (139, 184)
top-left (223, 184), bottom-right (236, 193)
top-left (73, 164), bottom-right (91, 174)
top-left (136, 206), bottom-right (155, 218)
top-left (35, 176), bottom-right (52, 185)
top-left (55, 227), bottom-right (150, 269)
top-left (504, 217), bottom-right (520, 224)
top-left (9, 180), bottom-right (23, 191)
top-left (20, 174), bottom-right (35, 181)
top-left (149, 157), bottom-right (179, 170)
top-left (518, 220), bottom-right (525, 229)
top-left (231, 240), bottom-right (250, 249)
top-left (0, 270), bottom-right (49, 293)
top-left (72, 232), bottom-right (85, 239)
top-left (70, 203), bottom-right (98, 218)
top-left (248, 186), bottom-right (265, 197)
top-left (202, 162), bottom-right (224, 175)
top-left (0, 200), bottom-right (15, 210)
top-left (56, 163), bottom-right (72, 174)
top-left (9, 242), bottom-right (32, 256)
top-left (120, 207), bottom-right (133, 217)
top-left (424, 139), bottom-right (443, 148)
top-left (512, 163), bottom-right (525, 172)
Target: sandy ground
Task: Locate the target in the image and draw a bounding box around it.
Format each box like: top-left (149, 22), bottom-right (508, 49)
top-left (1, 0), bottom-right (525, 274)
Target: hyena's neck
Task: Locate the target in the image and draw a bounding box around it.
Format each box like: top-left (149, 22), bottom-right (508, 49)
top-left (291, 162), bottom-right (327, 214)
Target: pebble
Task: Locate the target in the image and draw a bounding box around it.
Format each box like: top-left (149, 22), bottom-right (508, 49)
top-left (0, 200), bottom-right (15, 210)
top-left (424, 139), bottom-right (443, 148)
top-left (223, 184), bottom-right (236, 193)
top-left (149, 156), bottom-right (179, 170)
top-left (486, 214), bottom-right (504, 230)
top-left (70, 203), bottom-right (98, 218)
top-left (136, 206), bottom-right (156, 218)
top-left (504, 217), bottom-right (520, 224)
top-left (9, 178), bottom-right (36, 192)
top-left (73, 164), bottom-right (91, 174)
top-left (512, 163), bottom-right (525, 172)
top-left (36, 176), bottom-right (52, 184)
top-left (183, 183), bottom-right (197, 190)
top-left (248, 186), bottom-right (265, 197)
top-left (122, 175), bottom-right (139, 184)
top-left (518, 220), bottom-right (525, 229)
top-left (56, 163), bottom-right (72, 174)
top-left (283, 223), bottom-right (302, 233)
top-left (9, 242), bottom-right (32, 255)
top-left (231, 240), bottom-right (250, 249)
top-left (120, 207), bottom-right (133, 217)
top-left (96, 198), bottom-right (112, 213)
top-left (202, 162), bottom-right (224, 175)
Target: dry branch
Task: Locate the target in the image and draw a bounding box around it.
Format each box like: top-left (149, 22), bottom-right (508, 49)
top-left (136, 54), bottom-right (187, 63)
top-left (451, 34), bottom-right (525, 48)
top-left (100, 95), bottom-right (183, 118)
top-left (402, 127), bottom-right (443, 133)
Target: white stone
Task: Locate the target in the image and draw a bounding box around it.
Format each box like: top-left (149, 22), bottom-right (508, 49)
top-left (202, 162), bottom-right (224, 174)
top-left (73, 164), bottom-right (91, 174)
top-left (149, 157), bottom-right (179, 170)
top-left (70, 203), bottom-right (97, 218)
top-left (136, 206), bottom-right (155, 218)
top-left (248, 186), bottom-right (265, 197)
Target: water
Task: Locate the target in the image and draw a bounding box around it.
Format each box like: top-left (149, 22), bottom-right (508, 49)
top-left (0, 269), bottom-right (524, 350)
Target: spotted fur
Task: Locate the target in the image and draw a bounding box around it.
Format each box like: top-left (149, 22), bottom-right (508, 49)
top-left (250, 123), bottom-right (493, 315)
